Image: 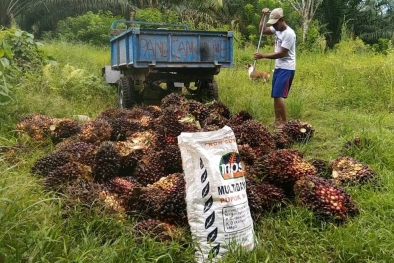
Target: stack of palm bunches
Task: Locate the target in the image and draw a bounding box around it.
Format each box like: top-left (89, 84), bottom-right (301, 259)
top-left (18, 93), bottom-right (373, 237)
top-left (330, 156), bottom-right (377, 185)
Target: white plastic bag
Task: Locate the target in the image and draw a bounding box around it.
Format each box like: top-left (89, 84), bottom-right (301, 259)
top-left (178, 126), bottom-right (255, 263)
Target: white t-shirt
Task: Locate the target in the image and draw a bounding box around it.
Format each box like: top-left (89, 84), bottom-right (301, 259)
top-left (270, 26), bottom-right (296, 70)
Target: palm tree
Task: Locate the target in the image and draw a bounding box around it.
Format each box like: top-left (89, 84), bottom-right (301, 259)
top-left (0, 0), bottom-right (33, 27)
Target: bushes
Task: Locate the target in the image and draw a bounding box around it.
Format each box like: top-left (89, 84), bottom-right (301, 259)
top-left (56, 11), bottom-right (123, 46)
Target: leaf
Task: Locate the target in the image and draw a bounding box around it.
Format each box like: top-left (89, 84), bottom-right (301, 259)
top-left (0, 49), bottom-right (4, 57)
top-left (207, 227), bottom-right (218, 243)
top-left (201, 169), bottom-right (208, 183)
top-left (205, 211), bottom-right (215, 229)
top-left (203, 196), bottom-right (213, 213)
top-left (0, 58), bottom-right (10, 69)
top-left (202, 182), bottom-right (210, 198)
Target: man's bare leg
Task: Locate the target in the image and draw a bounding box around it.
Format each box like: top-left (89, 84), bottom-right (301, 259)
top-left (274, 97), bottom-right (287, 128)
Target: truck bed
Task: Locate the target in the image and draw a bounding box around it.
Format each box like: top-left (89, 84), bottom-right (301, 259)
top-left (110, 22), bottom-right (234, 70)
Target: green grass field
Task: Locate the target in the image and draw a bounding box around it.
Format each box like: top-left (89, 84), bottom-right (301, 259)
top-left (1, 39), bottom-right (394, 263)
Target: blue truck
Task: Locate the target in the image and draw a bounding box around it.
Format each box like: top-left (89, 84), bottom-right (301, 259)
top-left (102, 20), bottom-right (234, 108)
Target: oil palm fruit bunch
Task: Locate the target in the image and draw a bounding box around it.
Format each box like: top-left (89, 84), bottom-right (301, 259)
top-left (44, 161), bottom-right (93, 192)
top-left (185, 100), bottom-right (210, 123)
top-left (200, 112), bottom-right (229, 129)
top-left (246, 178), bottom-right (287, 220)
top-left (160, 93), bottom-right (188, 109)
top-left (48, 118), bottom-right (81, 143)
top-left (282, 120), bottom-right (314, 143)
top-left (92, 141), bottom-right (121, 183)
top-left (330, 156), bottom-right (377, 185)
top-left (206, 100), bottom-right (231, 119)
top-left (133, 148), bottom-right (169, 186)
top-left (113, 141), bottom-right (144, 176)
top-left (133, 219), bottom-right (180, 243)
top-left (272, 132), bottom-right (294, 149)
top-left (107, 117), bottom-right (142, 141)
top-left (228, 110), bottom-right (253, 127)
top-left (255, 149), bottom-right (317, 194)
top-left (130, 173), bottom-right (187, 225)
top-left (105, 176), bottom-right (140, 198)
top-left (98, 189), bottom-right (127, 214)
top-left (126, 129), bottom-right (165, 150)
top-left (16, 113), bottom-right (54, 141)
top-left (155, 105), bottom-right (199, 143)
top-left (61, 178), bottom-right (105, 213)
top-left (232, 119), bottom-right (275, 156)
top-left (79, 119), bottom-right (112, 145)
top-left (56, 141), bottom-right (98, 166)
top-left (294, 176), bottom-right (359, 222)
top-left (31, 151), bottom-right (71, 176)
top-left (96, 107), bottom-right (131, 120)
top-left (309, 158), bottom-right (332, 179)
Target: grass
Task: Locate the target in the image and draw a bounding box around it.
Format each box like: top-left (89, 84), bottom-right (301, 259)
top-left (1, 40), bottom-right (394, 262)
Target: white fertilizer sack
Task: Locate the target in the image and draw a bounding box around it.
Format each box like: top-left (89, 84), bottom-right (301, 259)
top-left (178, 126), bottom-right (255, 263)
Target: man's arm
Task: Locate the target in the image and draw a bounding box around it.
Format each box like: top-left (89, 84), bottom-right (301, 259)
top-left (259, 8), bottom-right (273, 35)
top-left (254, 47), bottom-right (289, 60)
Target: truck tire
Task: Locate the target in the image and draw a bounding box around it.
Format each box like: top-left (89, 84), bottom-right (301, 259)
top-left (207, 80), bottom-right (219, 101)
top-left (196, 80), bottom-right (219, 102)
top-left (118, 77), bottom-right (137, 109)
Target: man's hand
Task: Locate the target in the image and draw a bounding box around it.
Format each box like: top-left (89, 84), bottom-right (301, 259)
top-left (262, 8), bottom-right (270, 15)
top-left (254, 53), bottom-right (265, 60)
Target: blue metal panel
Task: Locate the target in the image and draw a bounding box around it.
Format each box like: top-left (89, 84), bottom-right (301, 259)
top-left (111, 42), bottom-right (118, 67)
top-left (110, 21), bottom-right (234, 69)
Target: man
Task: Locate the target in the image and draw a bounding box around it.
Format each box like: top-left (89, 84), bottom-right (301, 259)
top-left (254, 7), bottom-right (296, 132)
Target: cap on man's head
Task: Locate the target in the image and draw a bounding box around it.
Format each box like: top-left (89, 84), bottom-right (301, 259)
top-left (267, 8), bottom-right (284, 25)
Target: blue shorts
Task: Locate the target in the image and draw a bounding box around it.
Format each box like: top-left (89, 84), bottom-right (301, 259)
top-left (271, 68), bottom-right (295, 98)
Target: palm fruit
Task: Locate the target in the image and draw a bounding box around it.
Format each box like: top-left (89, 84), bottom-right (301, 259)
top-left (108, 117), bottom-right (142, 141)
top-left (126, 129), bottom-right (165, 150)
top-left (201, 124), bottom-right (221, 132)
top-left (98, 190), bottom-right (127, 214)
top-left (206, 100), bottom-right (231, 119)
top-left (43, 161), bottom-right (93, 192)
top-left (96, 107), bottom-right (132, 120)
top-left (309, 158), bottom-right (332, 179)
top-left (273, 132), bottom-right (294, 149)
top-left (254, 149), bottom-right (317, 195)
top-left (79, 119), bottom-right (112, 145)
top-left (155, 105), bottom-right (199, 141)
top-left (133, 219), bottom-right (180, 243)
top-left (105, 176), bottom-right (140, 197)
top-left (92, 141), bottom-right (121, 183)
top-left (16, 113), bottom-right (54, 141)
top-left (61, 178), bottom-right (104, 212)
top-left (237, 144), bottom-right (257, 166)
top-left (48, 118), bottom-right (81, 143)
top-left (113, 141), bottom-right (144, 175)
top-left (130, 173), bottom-right (187, 225)
top-left (31, 151), bottom-right (71, 176)
top-left (160, 93), bottom-right (188, 109)
top-left (200, 112), bottom-right (229, 128)
top-left (228, 110), bottom-right (253, 126)
top-left (246, 178), bottom-right (287, 220)
top-left (185, 100), bottom-right (210, 123)
top-left (162, 144), bottom-right (183, 174)
top-left (330, 156), bottom-right (377, 185)
top-left (132, 148), bottom-right (168, 186)
top-left (282, 120), bottom-right (314, 143)
top-left (232, 119), bottom-right (275, 156)
top-left (139, 105), bottom-right (162, 118)
top-left (56, 141), bottom-right (98, 166)
top-left (294, 176), bottom-right (359, 222)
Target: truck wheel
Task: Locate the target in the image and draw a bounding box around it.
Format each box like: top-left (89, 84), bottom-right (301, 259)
top-left (196, 80), bottom-right (219, 102)
top-left (118, 77), bottom-right (137, 109)
top-left (207, 80), bottom-right (219, 101)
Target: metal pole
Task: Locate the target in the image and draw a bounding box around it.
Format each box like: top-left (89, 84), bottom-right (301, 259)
top-left (254, 13), bottom-right (268, 69)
